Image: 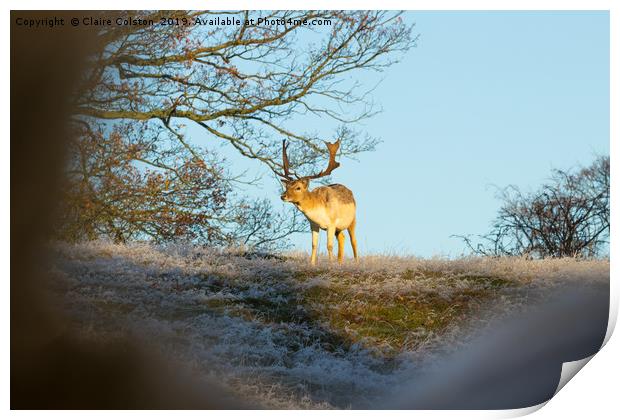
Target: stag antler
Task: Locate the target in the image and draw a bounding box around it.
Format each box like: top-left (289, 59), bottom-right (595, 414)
top-left (281, 139), bottom-right (293, 180)
top-left (277, 139), bottom-right (341, 182)
top-left (301, 140), bottom-right (341, 181)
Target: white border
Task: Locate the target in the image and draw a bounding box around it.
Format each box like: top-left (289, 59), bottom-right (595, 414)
top-left (4, 1), bottom-right (617, 418)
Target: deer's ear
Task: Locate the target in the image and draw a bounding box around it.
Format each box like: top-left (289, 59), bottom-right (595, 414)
top-left (301, 179), bottom-right (310, 188)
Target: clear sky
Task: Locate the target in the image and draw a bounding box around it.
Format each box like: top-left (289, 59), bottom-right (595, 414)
top-left (188, 11), bottom-right (610, 257)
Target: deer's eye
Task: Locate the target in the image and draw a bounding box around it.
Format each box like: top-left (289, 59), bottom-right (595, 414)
top-left (295, 187), bottom-right (301, 191)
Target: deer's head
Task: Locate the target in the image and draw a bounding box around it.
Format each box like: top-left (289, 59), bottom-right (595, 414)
top-left (276, 139), bottom-right (341, 203)
top-left (280, 179), bottom-right (309, 204)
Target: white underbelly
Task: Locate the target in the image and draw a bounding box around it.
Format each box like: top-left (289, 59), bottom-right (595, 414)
top-left (301, 206), bottom-right (331, 229)
top-left (299, 204), bottom-right (355, 230)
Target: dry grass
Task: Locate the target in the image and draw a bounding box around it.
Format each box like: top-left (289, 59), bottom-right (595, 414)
top-left (47, 241), bottom-right (609, 408)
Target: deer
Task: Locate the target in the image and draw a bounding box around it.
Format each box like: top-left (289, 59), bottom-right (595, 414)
top-left (276, 139), bottom-right (358, 264)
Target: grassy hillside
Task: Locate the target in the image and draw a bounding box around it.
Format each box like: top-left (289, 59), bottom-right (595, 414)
top-left (47, 241), bottom-right (609, 408)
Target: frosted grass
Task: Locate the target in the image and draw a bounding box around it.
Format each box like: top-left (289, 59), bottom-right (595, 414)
top-left (47, 241), bottom-right (609, 408)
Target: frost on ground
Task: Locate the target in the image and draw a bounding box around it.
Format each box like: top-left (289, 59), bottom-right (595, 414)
top-left (46, 241), bottom-right (609, 409)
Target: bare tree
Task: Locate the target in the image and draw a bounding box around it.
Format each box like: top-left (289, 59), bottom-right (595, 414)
top-left (457, 156), bottom-right (610, 258)
top-left (60, 10), bottom-right (416, 247)
top-left (75, 10), bottom-right (414, 172)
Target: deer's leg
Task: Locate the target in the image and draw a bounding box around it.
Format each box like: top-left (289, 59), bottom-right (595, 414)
top-left (336, 230), bottom-right (345, 263)
top-left (326, 226), bottom-right (335, 262)
top-left (310, 223), bottom-right (319, 265)
top-left (348, 219), bottom-right (358, 261)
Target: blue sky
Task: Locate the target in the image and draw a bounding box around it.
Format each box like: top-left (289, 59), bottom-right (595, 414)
top-left (188, 11), bottom-right (610, 257)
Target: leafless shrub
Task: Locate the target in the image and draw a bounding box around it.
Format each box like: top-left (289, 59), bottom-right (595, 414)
top-left (457, 156), bottom-right (609, 258)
